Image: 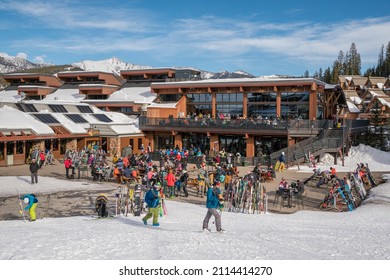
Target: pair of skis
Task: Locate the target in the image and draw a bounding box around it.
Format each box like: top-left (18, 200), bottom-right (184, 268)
top-left (17, 189), bottom-right (27, 222)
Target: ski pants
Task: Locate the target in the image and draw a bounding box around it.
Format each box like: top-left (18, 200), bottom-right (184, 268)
top-left (203, 208), bottom-right (222, 231)
top-left (29, 202), bottom-right (38, 221)
top-left (31, 172), bottom-right (38, 184)
top-left (143, 207), bottom-right (159, 225)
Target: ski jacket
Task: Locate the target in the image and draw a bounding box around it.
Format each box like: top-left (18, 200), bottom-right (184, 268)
top-left (22, 194), bottom-right (38, 210)
top-left (165, 173), bottom-right (176, 187)
top-left (144, 189), bottom-right (160, 208)
top-left (64, 159), bottom-right (72, 168)
top-left (29, 162), bottom-right (39, 173)
top-left (206, 187), bottom-right (221, 209)
top-left (279, 154), bottom-right (285, 163)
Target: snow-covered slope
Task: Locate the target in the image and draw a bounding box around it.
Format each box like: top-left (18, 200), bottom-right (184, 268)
top-left (0, 53), bottom-right (40, 73)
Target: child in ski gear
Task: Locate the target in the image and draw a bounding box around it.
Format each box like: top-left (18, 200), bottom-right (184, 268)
top-left (29, 159), bottom-right (39, 184)
top-left (21, 194), bottom-right (38, 221)
top-left (202, 183), bottom-right (224, 232)
top-left (164, 168), bottom-right (176, 198)
top-left (142, 186), bottom-right (161, 226)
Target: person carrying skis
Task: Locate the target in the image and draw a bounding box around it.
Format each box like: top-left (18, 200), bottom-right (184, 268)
top-left (142, 185), bottom-right (161, 226)
top-left (29, 158), bottom-right (39, 184)
top-left (21, 194), bottom-right (38, 221)
top-left (202, 182), bottom-right (225, 233)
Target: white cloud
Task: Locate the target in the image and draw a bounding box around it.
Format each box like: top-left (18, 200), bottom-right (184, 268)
top-left (34, 55), bottom-right (47, 64)
top-left (16, 52), bottom-right (28, 59)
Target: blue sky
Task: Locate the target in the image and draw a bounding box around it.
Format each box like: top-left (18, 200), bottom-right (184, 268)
top-left (1, 0), bottom-right (390, 76)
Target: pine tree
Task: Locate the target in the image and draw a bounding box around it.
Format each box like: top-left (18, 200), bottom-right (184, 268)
top-left (323, 67), bottom-right (332, 83)
top-left (368, 100), bottom-right (385, 149)
top-left (303, 70), bottom-right (309, 78)
top-left (385, 42), bottom-right (390, 77)
top-left (346, 43), bottom-right (361, 75)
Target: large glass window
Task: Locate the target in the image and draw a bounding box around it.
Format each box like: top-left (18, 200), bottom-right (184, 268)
top-left (281, 92), bottom-right (309, 102)
top-left (248, 92), bottom-right (277, 102)
top-left (247, 104), bottom-right (276, 118)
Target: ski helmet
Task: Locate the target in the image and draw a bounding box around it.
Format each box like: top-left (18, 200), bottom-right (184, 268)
top-left (23, 197), bottom-right (29, 204)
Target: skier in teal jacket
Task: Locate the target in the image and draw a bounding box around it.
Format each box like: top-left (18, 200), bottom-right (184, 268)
top-left (202, 183), bottom-right (225, 233)
top-left (142, 186), bottom-right (161, 226)
top-left (21, 194), bottom-right (38, 221)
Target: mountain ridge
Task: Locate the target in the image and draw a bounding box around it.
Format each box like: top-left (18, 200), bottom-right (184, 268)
top-left (0, 53), bottom-right (258, 79)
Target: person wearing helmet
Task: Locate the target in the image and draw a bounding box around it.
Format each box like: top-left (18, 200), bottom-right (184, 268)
top-left (20, 194), bottom-right (38, 221)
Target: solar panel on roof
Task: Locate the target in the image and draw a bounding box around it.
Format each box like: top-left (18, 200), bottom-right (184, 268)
top-left (65, 114), bottom-right (88, 123)
top-left (16, 103), bottom-right (38, 112)
top-left (92, 114), bottom-right (113, 123)
top-left (32, 114), bottom-right (59, 124)
top-left (49, 104), bottom-right (68, 113)
top-left (77, 105), bottom-right (93, 113)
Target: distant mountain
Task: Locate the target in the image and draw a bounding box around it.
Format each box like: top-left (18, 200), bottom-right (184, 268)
top-left (1, 53), bottom-right (259, 79)
top-left (72, 57), bottom-right (151, 75)
top-left (207, 70), bottom-right (256, 79)
top-left (0, 53), bottom-right (44, 73)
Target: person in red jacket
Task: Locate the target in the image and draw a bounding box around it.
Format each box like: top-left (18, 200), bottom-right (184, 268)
top-left (64, 157), bottom-right (74, 179)
top-left (164, 168), bottom-right (176, 198)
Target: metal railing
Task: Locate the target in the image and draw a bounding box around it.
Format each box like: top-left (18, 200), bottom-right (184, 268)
top-left (139, 116), bottom-right (331, 131)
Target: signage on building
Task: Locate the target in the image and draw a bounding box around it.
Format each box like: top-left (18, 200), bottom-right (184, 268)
top-left (87, 129), bottom-right (100, 136)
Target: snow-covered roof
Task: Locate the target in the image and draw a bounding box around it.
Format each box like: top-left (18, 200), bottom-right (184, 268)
top-left (43, 88), bottom-right (86, 103)
top-left (152, 77), bottom-right (327, 86)
top-left (369, 90), bottom-right (387, 97)
top-left (378, 98), bottom-right (390, 108)
top-left (0, 89), bottom-right (21, 102)
top-left (52, 114), bottom-right (89, 134)
top-left (106, 87), bottom-right (156, 104)
top-left (0, 106), bottom-right (54, 135)
top-left (110, 124), bottom-right (142, 135)
top-left (346, 101), bottom-right (361, 113)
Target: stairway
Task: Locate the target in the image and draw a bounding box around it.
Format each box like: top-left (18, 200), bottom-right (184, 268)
top-left (270, 121), bottom-right (348, 165)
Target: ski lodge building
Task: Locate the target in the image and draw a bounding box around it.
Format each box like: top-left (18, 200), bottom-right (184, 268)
top-left (0, 68), bottom-right (388, 167)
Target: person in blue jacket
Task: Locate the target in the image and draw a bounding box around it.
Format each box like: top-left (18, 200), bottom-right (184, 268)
top-left (142, 185), bottom-right (161, 226)
top-left (21, 194), bottom-right (38, 221)
top-left (202, 182), bottom-right (225, 233)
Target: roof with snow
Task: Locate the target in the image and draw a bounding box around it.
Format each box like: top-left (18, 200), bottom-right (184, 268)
top-left (105, 87), bottom-right (156, 104)
top-left (0, 106), bottom-right (55, 135)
